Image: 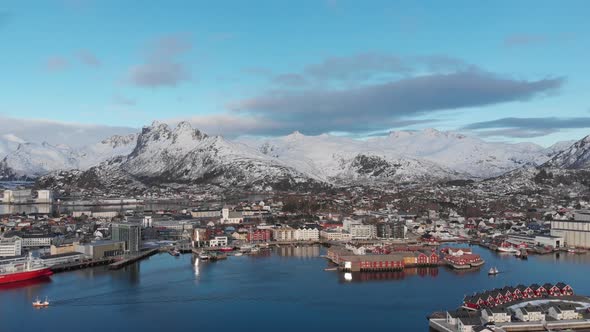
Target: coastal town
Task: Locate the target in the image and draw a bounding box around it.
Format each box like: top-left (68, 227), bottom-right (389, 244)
top-left (1, 185), bottom-right (590, 280)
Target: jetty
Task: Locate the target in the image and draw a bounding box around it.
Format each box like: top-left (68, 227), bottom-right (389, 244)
top-left (51, 258), bottom-right (115, 273)
top-left (108, 248), bottom-right (159, 270)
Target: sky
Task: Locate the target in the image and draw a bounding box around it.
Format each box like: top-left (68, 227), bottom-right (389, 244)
top-left (0, 0), bottom-right (589, 146)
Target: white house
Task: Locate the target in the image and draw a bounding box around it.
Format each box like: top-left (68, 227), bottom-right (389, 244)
top-left (481, 307), bottom-right (511, 323)
top-left (514, 305), bottom-right (545, 322)
top-left (548, 304), bottom-right (578, 320)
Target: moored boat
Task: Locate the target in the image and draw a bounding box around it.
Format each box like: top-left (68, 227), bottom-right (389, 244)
top-left (488, 267), bottom-right (499, 275)
top-left (0, 255), bottom-right (53, 285)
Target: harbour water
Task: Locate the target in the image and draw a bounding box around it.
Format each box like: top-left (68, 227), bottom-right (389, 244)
top-left (2, 244), bottom-right (590, 331)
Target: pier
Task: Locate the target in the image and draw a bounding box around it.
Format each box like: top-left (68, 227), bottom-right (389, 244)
top-left (51, 258), bottom-right (115, 273)
top-left (108, 248), bottom-right (159, 270)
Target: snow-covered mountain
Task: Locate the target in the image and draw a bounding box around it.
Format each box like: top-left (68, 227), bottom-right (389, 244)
top-left (38, 122), bottom-right (323, 192)
top-left (0, 133), bottom-right (138, 180)
top-left (0, 123), bottom-right (579, 192)
top-left (239, 128), bottom-right (567, 179)
top-left (544, 135), bottom-right (590, 169)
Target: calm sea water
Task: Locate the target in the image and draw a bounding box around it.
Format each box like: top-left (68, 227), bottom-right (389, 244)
top-left (2, 244), bottom-right (590, 332)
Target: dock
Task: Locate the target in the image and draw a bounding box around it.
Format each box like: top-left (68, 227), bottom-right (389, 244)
top-left (108, 248), bottom-right (159, 270)
top-left (51, 258), bottom-right (115, 273)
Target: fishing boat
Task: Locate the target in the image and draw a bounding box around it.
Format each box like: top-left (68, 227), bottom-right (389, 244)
top-left (234, 252), bottom-right (243, 257)
top-left (218, 246), bottom-right (234, 252)
top-left (497, 242), bottom-right (519, 254)
top-left (488, 267), bottom-right (499, 275)
top-left (32, 297), bottom-right (49, 308)
top-left (0, 254), bottom-right (53, 285)
top-left (198, 252), bottom-right (210, 260)
top-left (168, 249), bottom-right (180, 256)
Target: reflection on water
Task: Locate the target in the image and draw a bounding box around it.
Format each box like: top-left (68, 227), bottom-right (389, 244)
top-left (339, 267), bottom-right (441, 283)
top-left (275, 245), bottom-right (320, 258)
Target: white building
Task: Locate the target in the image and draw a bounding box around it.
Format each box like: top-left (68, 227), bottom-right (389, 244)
top-left (0, 236), bottom-right (22, 257)
top-left (547, 304), bottom-right (578, 320)
top-left (551, 213), bottom-right (590, 248)
top-left (350, 224), bottom-right (376, 239)
top-left (343, 218), bottom-right (363, 232)
top-left (320, 230), bottom-right (352, 242)
top-left (220, 208), bottom-right (243, 224)
top-left (142, 216), bottom-right (153, 227)
top-left (21, 235), bottom-right (53, 248)
top-left (36, 190), bottom-right (53, 204)
top-left (514, 305), bottom-right (545, 322)
top-left (190, 209), bottom-right (221, 218)
top-left (294, 227), bottom-right (319, 241)
top-left (481, 308), bottom-right (511, 323)
top-left (273, 227), bottom-right (295, 241)
top-left (209, 236), bottom-right (228, 247)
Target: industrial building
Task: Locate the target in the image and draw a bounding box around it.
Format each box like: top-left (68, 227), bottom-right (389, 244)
top-left (551, 212), bottom-right (590, 248)
top-left (75, 240), bottom-right (125, 259)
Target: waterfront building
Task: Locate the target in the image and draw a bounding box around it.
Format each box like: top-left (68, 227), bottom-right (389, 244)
top-left (273, 226), bottom-right (295, 241)
top-left (547, 303), bottom-right (578, 320)
top-left (551, 212), bottom-right (590, 248)
top-left (0, 189), bottom-right (53, 204)
top-left (481, 306), bottom-right (511, 323)
top-left (514, 305), bottom-right (544, 322)
top-left (0, 236), bottom-right (22, 257)
top-left (35, 190), bottom-right (53, 204)
top-left (75, 240), bottom-right (125, 259)
top-left (247, 229), bottom-right (271, 242)
top-left (39, 252), bottom-right (85, 266)
top-left (376, 222), bottom-right (406, 239)
top-left (50, 243), bottom-right (78, 255)
top-left (111, 223), bottom-right (141, 253)
top-left (209, 236), bottom-right (228, 247)
top-left (294, 227), bottom-right (319, 241)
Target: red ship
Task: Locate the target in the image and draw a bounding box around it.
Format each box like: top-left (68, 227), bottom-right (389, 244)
top-left (0, 256), bottom-right (53, 285)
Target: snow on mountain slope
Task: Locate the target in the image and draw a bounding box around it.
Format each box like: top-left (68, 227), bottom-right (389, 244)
top-left (239, 131), bottom-right (462, 183)
top-left (0, 133), bottom-right (138, 179)
top-left (544, 135), bottom-right (590, 169)
top-left (39, 122), bottom-right (324, 192)
top-left (76, 133), bottom-right (138, 169)
top-left (240, 129), bottom-right (565, 179)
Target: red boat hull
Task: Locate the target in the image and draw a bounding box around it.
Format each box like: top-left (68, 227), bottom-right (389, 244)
top-left (0, 268), bottom-right (53, 285)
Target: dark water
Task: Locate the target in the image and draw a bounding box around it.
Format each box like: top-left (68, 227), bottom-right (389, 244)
top-left (2, 244), bottom-right (590, 332)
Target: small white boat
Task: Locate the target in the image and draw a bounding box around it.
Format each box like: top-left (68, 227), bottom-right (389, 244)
top-left (488, 267), bottom-right (499, 275)
top-left (234, 252), bottom-right (243, 257)
top-left (198, 252), bottom-right (210, 260)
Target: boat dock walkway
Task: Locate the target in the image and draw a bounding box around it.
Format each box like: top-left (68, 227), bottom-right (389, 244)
top-left (51, 258), bottom-right (115, 273)
top-left (108, 248), bottom-right (159, 270)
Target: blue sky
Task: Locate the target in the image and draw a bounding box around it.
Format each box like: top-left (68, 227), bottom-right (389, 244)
top-left (0, 0), bottom-right (589, 146)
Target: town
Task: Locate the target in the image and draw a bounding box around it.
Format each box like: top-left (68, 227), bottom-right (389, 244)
top-left (2, 184), bottom-right (590, 281)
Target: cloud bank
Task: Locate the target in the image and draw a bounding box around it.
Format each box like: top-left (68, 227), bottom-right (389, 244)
top-left (0, 115), bottom-right (136, 147)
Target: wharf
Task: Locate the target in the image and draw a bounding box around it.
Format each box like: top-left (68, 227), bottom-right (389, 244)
top-left (51, 258), bottom-right (115, 273)
top-left (108, 248), bottom-right (159, 270)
